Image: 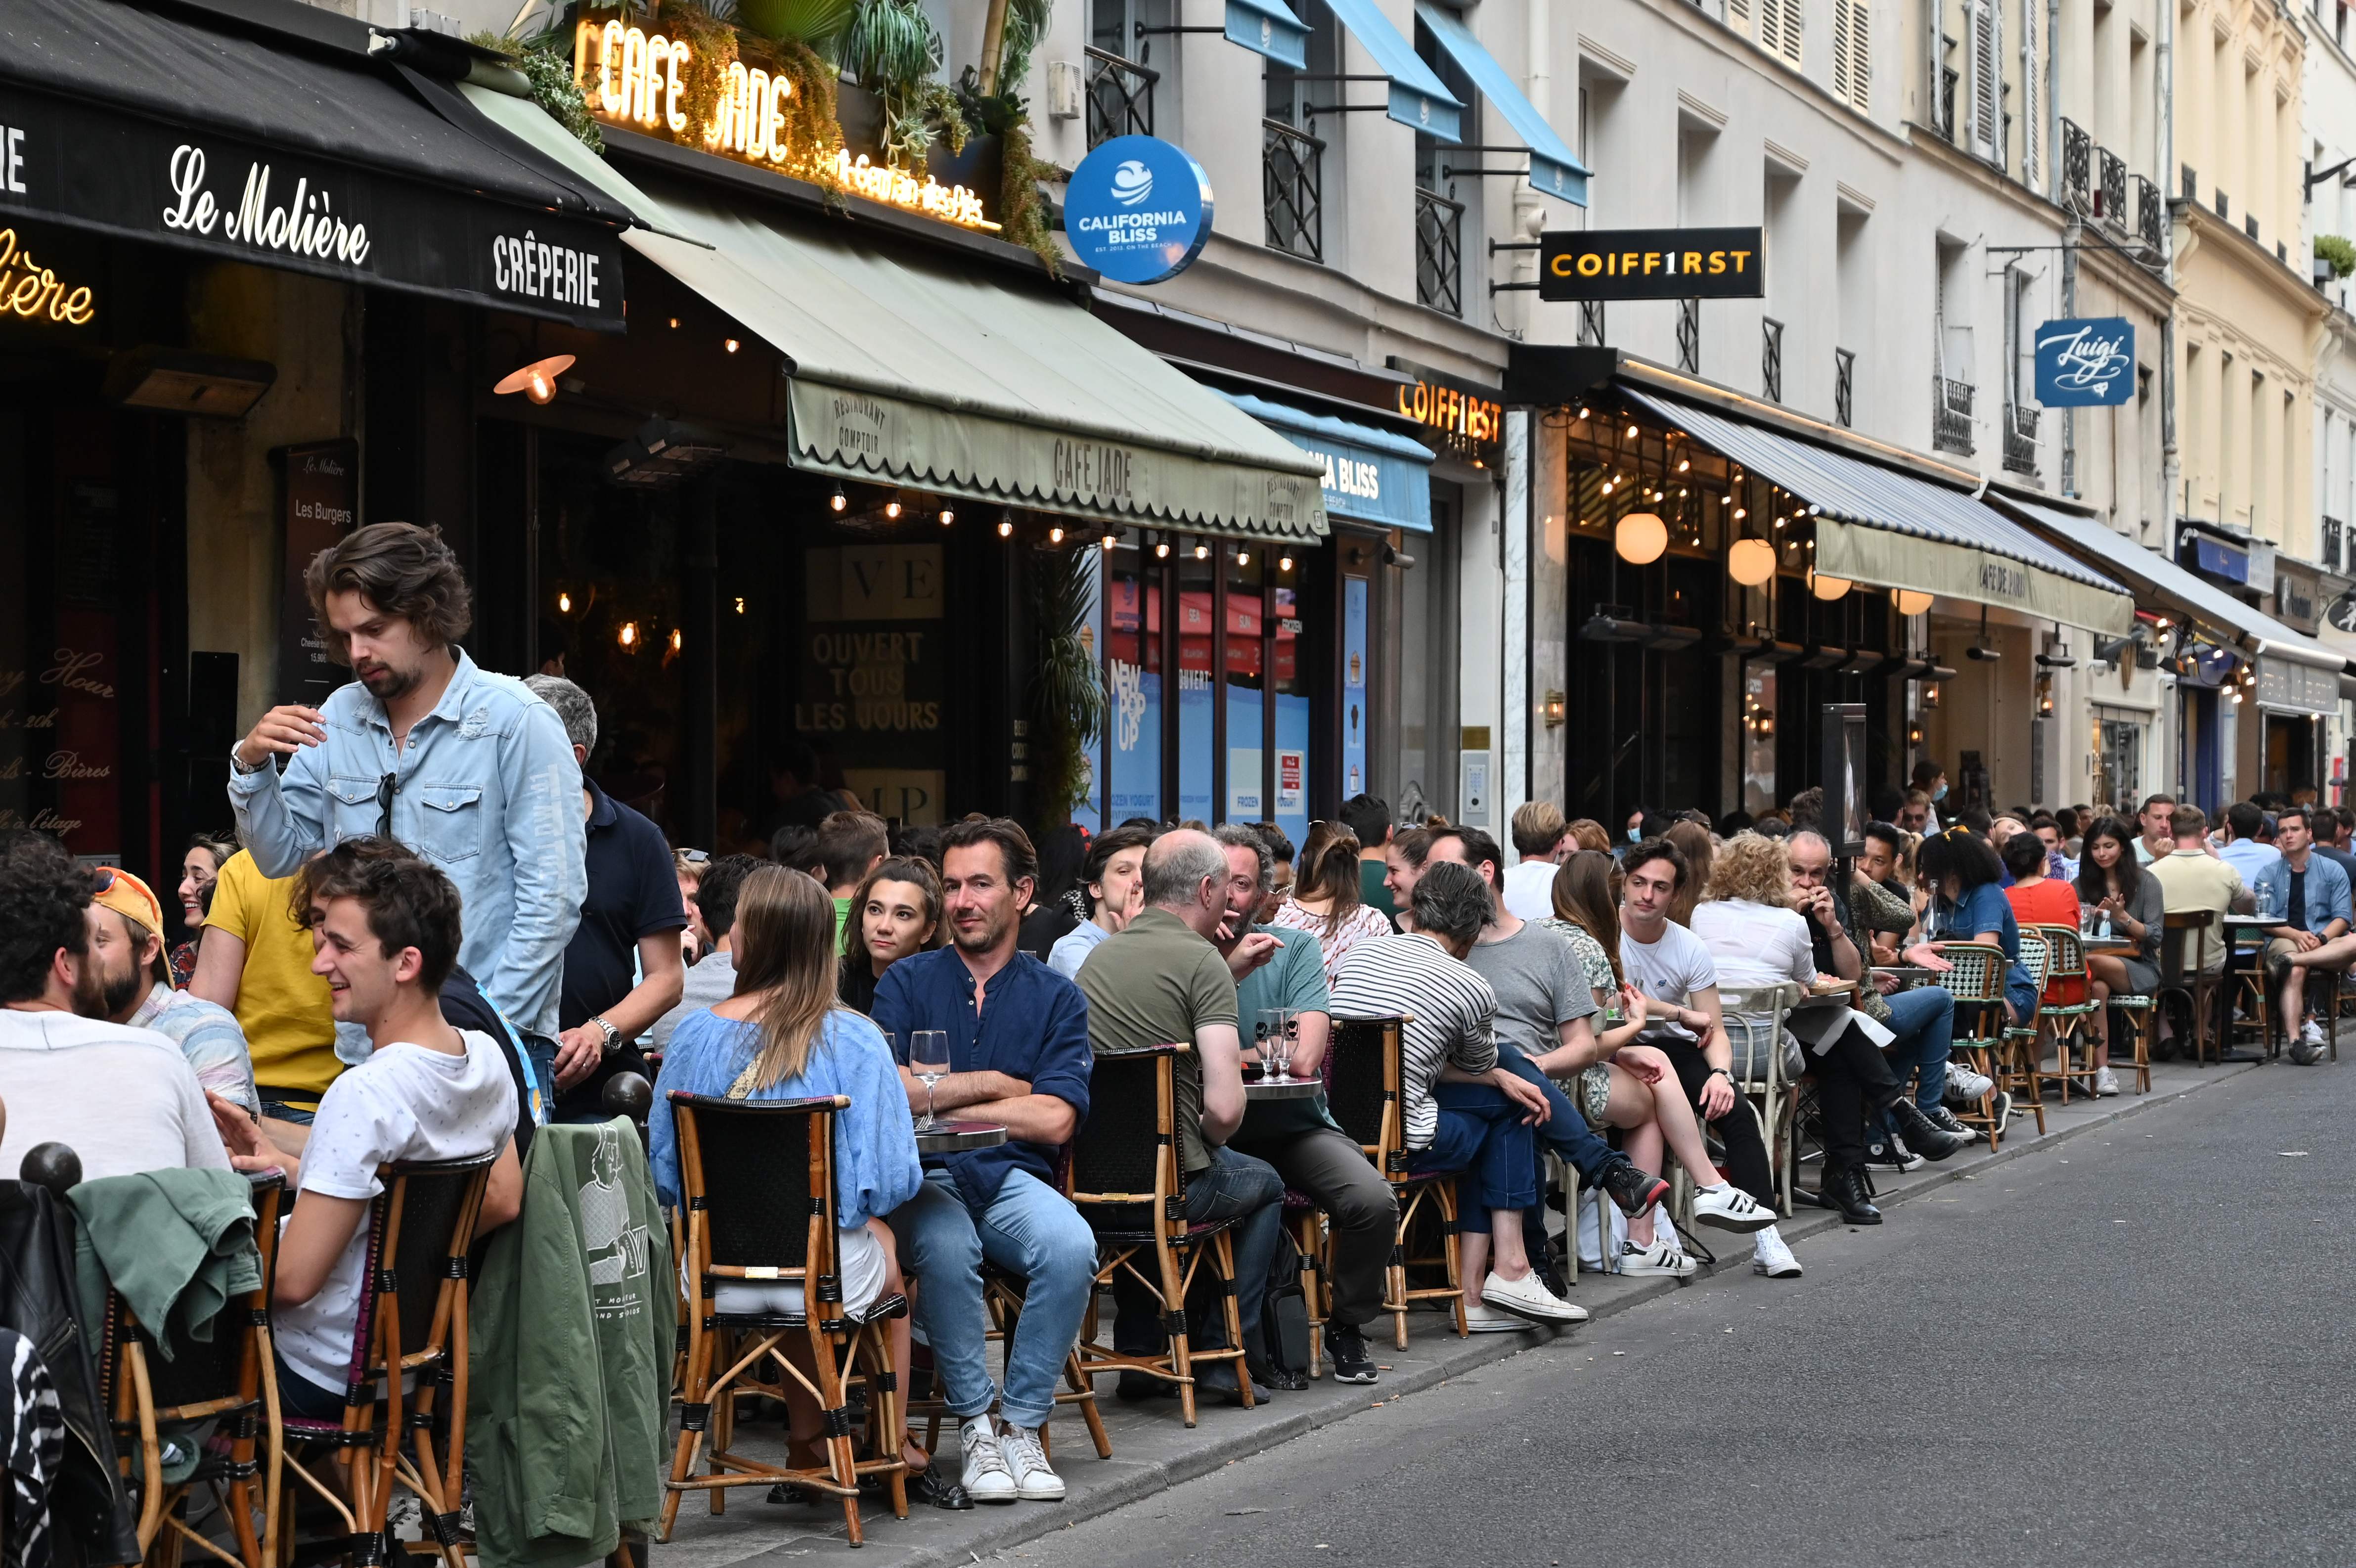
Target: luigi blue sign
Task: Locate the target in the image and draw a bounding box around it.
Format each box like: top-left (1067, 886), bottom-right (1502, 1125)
top-left (2033, 317), bottom-right (2136, 406)
top-left (1063, 134), bottom-right (1213, 285)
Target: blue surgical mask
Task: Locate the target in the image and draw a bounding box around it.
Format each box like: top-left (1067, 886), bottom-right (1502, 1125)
top-left (1933, 782), bottom-right (1949, 802)
top-left (1628, 826), bottom-right (1642, 843)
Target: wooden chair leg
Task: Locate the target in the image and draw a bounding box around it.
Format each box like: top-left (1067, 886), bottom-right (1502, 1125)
top-left (1153, 1235), bottom-right (1200, 1429)
top-left (1435, 1181), bottom-right (1467, 1338)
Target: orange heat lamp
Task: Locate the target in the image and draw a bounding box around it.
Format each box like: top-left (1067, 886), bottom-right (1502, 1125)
top-left (493, 354), bottom-right (576, 405)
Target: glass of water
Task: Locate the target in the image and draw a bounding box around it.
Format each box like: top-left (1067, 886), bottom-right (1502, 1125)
top-left (1258, 1008), bottom-right (1290, 1081)
top-left (910, 1030), bottom-right (950, 1130)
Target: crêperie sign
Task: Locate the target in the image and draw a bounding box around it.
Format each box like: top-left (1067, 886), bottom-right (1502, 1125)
top-left (1062, 135), bottom-right (1213, 285)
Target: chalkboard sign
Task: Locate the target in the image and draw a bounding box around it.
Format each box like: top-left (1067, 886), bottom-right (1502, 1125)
top-left (275, 440), bottom-right (357, 702)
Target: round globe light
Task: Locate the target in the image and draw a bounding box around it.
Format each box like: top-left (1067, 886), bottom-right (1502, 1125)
top-left (1811, 571), bottom-right (1854, 602)
top-left (1727, 537), bottom-right (1777, 587)
top-left (1895, 589), bottom-right (1935, 616)
top-left (1615, 511), bottom-right (1668, 565)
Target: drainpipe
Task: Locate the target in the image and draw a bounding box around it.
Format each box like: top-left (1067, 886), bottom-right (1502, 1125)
top-left (2159, 0), bottom-right (2178, 542)
top-left (2046, 0), bottom-right (2061, 195)
top-left (1927, 0), bottom-right (1943, 139)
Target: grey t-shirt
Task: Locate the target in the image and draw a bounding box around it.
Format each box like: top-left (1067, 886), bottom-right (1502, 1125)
top-left (650, 948), bottom-right (737, 1050)
top-left (1463, 920), bottom-right (1597, 1060)
top-left (1618, 920), bottom-right (1721, 1042)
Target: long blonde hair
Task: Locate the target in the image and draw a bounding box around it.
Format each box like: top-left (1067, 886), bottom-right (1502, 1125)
top-left (729, 865), bottom-right (845, 1091)
top-left (1664, 819), bottom-right (1715, 926)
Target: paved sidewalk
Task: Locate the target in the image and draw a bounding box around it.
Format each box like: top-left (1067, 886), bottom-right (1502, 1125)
top-left (653, 1056), bottom-right (2265, 1568)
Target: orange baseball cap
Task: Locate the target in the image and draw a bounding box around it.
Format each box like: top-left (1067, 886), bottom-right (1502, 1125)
top-left (90, 865), bottom-right (167, 937)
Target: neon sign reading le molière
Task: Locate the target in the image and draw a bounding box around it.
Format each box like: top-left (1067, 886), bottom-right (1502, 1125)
top-left (573, 22), bottom-right (996, 231)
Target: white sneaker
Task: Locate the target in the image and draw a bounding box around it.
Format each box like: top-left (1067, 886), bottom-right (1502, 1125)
top-left (1692, 1182), bottom-right (1776, 1233)
top-left (1462, 1302), bottom-right (1537, 1333)
top-left (1617, 1236), bottom-right (1698, 1277)
top-left (1943, 1063), bottom-right (1995, 1102)
top-left (959, 1415), bottom-right (1017, 1504)
top-left (995, 1422), bottom-right (1063, 1502)
top-left (2302, 1021), bottom-right (2326, 1047)
top-left (2092, 1067), bottom-right (2121, 1097)
top-left (1750, 1227), bottom-right (1802, 1278)
top-left (1482, 1268), bottom-right (1587, 1324)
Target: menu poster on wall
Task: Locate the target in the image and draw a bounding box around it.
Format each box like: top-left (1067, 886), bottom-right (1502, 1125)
top-left (1341, 576), bottom-right (1369, 801)
top-left (275, 440), bottom-right (357, 703)
top-left (799, 544), bottom-right (947, 824)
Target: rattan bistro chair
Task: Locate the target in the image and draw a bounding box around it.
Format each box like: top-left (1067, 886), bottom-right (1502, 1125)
top-left (2004, 933), bottom-right (2056, 1118)
top-left (663, 1092), bottom-right (909, 1547)
top-left (2159, 911), bottom-right (2222, 1066)
top-left (1326, 1016), bottom-right (1468, 1350)
top-left (2029, 925), bottom-right (2104, 1102)
top-left (1933, 943), bottom-right (2027, 1146)
top-left (1065, 1046), bottom-right (1253, 1428)
top-left (102, 1174), bottom-right (282, 1568)
top-left (1718, 983), bottom-right (1801, 1217)
top-left (271, 1153), bottom-right (496, 1568)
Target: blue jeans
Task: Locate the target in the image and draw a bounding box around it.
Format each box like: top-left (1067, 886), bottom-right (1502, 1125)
top-left (1110, 1145), bottom-right (1285, 1368)
top-left (1882, 986), bottom-right (1956, 1110)
top-left (892, 1168), bottom-right (1099, 1432)
top-left (1487, 1042), bottom-right (1619, 1181)
top-left (1408, 1098), bottom-right (1537, 1235)
top-left (257, 1099), bottom-right (317, 1127)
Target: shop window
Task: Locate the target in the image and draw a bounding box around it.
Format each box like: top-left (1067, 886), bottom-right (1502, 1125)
top-left (1104, 541), bottom-right (1162, 823)
top-left (1273, 560), bottom-right (1311, 845)
top-left (1225, 547), bottom-right (1268, 821)
top-left (1177, 549), bottom-right (1216, 819)
top-left (2093, 708), bottom-right (2143, 810)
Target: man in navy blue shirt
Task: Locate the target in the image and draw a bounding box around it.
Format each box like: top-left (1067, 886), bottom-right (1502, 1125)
top-left (873, 817), bottom-right (1095, 1510)
top-left (527, 677), bottom-right (686, 1123)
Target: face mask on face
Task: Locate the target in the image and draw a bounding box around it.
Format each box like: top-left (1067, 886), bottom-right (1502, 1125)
top-left (1932, 782), bottom-right (1949, 802)
top-left (1628, 826), bottom-right (1643, 843)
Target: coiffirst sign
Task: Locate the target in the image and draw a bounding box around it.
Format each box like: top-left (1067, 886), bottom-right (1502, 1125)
top-left (1538, 226), bottom-right (1765, 301)
top-left (1062, 135), bottom-right (1212, 284)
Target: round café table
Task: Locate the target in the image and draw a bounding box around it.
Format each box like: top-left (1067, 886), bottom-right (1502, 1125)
top-left (1243, 1077), bottom-right (1322, 1100)
top-left (914, 1121), bottom-right (1008, 1155)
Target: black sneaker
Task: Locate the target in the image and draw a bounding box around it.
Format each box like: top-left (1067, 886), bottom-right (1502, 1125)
top-left (1599, 1159), bottom-right (1672, 1217)
top-left (1887, 1098), bottom-right (1969, 1162)
top-left (1865, 1134), bottom-right (1925, 1173)
top-left (1327, 1324), bottom-right (1379, 1385)
top-left (1921, 1104), bottom-right (1979, 1141)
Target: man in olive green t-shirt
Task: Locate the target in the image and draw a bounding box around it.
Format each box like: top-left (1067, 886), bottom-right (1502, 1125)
top-left (1075, 829), bottom-right (1286, 1395)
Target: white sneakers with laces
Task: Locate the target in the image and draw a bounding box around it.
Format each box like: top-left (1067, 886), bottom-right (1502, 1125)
top-left (995, 1421), bottom-right (1064, 1501)
top-left (1481, 1268), bottom-right (1588, 1324)
top-left (2092, 1066), bottom-right (2122, 1097)
top-left (1693, 1182), bottom-right (1777, 1233)
top-left (1617, 1234), bottom-right (1698, 1277)
top-left (1751, 1226), bottom-right (1802, 1278)
top-left (959, 1415), bottom-right (1018, 1504)
top-left (1943, 1063), bottom-right (1996, 1102)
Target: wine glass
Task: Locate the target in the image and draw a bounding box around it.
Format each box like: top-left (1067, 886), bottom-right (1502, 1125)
top-left (1259, 1008), bottom-right (1291, 1081)
top-left (910, 1030), bottom-right (950, 1130)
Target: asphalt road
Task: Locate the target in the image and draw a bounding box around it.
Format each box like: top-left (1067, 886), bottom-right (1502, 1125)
top-left (997, 1060), bottom-right (2356, 1568)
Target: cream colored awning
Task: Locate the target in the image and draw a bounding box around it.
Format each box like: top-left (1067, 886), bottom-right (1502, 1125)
top-left (461, 86), bottom-right (1328, 539)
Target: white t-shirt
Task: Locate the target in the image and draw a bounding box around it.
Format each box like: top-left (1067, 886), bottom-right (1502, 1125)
top-left (275, 1029), bottom-right (518, 1396)
top-left (1500, 860), bottom-right (1561, 922)
top-left (1689, 899), bottom-right (1819, 992)
top-left (0, 1010), bottom-right (231, 1182)
top-left (1617, 920), bottom-right (1722, 1042)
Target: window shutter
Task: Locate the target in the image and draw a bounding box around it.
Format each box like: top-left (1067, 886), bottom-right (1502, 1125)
top-left (1779, 0), bottom-right (1803, 63)
top-left (1729, 0), bottom-right (1753, 39)
top-left (2020, 0), bottom-right (2041, 187)
top-left (1971, 0), bottom-right (2000, 161)
top-left (1833, 0), bottom-right (1854, 103)
top-left (1756, 0), bottom-right (1779, 57)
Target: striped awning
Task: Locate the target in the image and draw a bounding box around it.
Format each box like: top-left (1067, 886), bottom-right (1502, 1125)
top-left (1623, 389), bottom-right (2134, 635)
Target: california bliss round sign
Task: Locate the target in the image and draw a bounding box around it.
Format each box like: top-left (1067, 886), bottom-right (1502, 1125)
top-left (1063, 134), bottom-right (1213, 285)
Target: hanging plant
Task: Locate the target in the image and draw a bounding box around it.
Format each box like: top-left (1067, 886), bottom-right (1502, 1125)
top-left (995, 0), bottom-right (1052, 94)
top-left (957, 71), bottom-right (1060, 273)
top-left (656, 1), bottom-right (740, 135)
top-left (1027, 543), bottom-right (1108, 829)
top-left (770, 37), bottom-right (848, 189)
top-left (471, 31), bottom-right (605, 151)
top-left (841, 0), bottom-right (940, 95)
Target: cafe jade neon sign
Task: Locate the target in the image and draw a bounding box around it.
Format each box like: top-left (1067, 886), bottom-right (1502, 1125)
top-left (572, 21), bottom-right (996, 231)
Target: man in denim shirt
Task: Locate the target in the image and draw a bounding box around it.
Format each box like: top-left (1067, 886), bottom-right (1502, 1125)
top-left (2254, 804), bottom-right (2354, 1062)
top-left (872, 817), bottom-right (1096, 1511)
top-left (226, 523), bottom-right (585, 1040)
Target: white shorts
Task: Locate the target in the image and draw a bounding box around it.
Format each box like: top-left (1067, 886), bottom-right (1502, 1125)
top-left (688, 1223), bottom-right (888, 1319)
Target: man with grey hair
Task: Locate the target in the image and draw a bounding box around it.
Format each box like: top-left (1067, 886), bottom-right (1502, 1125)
top-left (1209, 824), bottom-right (1397, 1384)
top-left (525, 674), bottom-right (685, 1121)
top-left (1077, 828), bottom-right (1287, 1402)
top-left (1331, 863), bottom-right (1593, 1329)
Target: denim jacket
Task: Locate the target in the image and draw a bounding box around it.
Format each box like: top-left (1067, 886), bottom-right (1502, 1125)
top-left (2252, 851), bottom-right (2353, 936)
top-left (226, 649), bottom-right (586, 1036)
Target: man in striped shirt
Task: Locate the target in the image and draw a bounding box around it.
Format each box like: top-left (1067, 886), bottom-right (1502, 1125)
top-left (1332, 862), bottom-right (1654, 1330)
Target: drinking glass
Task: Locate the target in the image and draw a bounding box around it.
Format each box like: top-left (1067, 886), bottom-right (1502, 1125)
top-left (910, 1030), bottom-right (950, 1130)
top-left (1258, 1008), bottom-right (1290, 1080)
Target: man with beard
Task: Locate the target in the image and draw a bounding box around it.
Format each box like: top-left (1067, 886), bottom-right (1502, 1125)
top-left (872, 817), bottom-right (1097, 1511)
top-left (227, 521), bottom-right (585, 1045)
top-left (84, 865), bottom-right (260, 1114)
top-left (0, 831), bottom-right (231, 1181)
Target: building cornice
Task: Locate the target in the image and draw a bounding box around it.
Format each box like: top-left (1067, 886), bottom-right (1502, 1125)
top-left (2173, 200), bottom-right (2334, 322)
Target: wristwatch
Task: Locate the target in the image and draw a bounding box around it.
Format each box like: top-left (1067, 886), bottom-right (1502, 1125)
top-left (591, 1016), bottom-right (622, 1055)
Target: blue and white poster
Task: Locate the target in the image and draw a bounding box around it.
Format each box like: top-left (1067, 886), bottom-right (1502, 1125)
top-left (1063, 135), bottom-right (1214, 285)
top-left (2033, 317), bottom-right (2135, 406)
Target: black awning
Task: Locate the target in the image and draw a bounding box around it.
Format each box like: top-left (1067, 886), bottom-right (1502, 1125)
top-left (0, 0), bottom-right (631, 329)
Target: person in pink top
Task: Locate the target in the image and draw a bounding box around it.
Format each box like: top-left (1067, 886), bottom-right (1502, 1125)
top-left (1268, 823), bottom-right (1395, 984)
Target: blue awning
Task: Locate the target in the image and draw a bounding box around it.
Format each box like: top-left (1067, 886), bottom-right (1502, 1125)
top-left (1623, 387), bottom-right (2134, 634)
top-left (1322, 0), bottom-right (1462, 141)
top-left (1226, 0), bottom-right (1310, 68)
top-left (1414, 3), bottom-right (1588, 206)
top-left (1221, 391), bottom-right (1436, 533)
